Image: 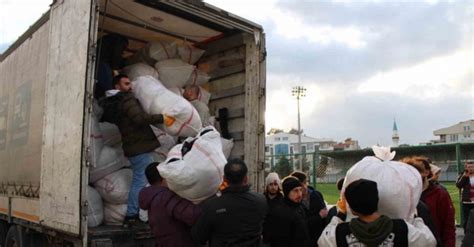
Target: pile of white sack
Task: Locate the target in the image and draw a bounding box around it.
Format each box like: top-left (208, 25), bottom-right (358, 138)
top-left (88, 41), bottom-right (234, 227)
top-left (87, 104), bottom-right (147, 227)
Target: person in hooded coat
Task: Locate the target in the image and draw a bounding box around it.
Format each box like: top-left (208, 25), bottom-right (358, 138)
top-left (139, 162), bottom-right (202, 247)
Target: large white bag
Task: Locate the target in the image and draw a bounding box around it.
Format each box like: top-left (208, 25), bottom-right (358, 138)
top-left (190, 100), bottom-right (211, 127)
top-left (197, 86), bottom-right (211, 105)
top-left (104, 203), bottom-right (127, 225)
top-left (155, 59), bottom-right (195, 88)
top-left (90, 114), bottom-right (105, 168)
top-left (220, 138), bottom-right (234, 159)
top-left (87, 186), bottom-right (104, 227)
top-left (99, 122), bottom-right (121, 146)
top-left (158, 126), bottom-right (227, 203)
top-left (151, 125), bottom-right (177, 157)
top-left (89, 146), bottom-right (128, 183)
top-left (148, 41), bottom-right (177, 61)
top-left (94, 168), bottom-right (133, 204)
top-left (122, 63), bottom-right (159, 82)
top-left (178, 44), bottom-right (205, 64)
top-left (186, 68), bottom-right (210, 86)
top-left (133, 76), bottom-right (202, 137)
top-left (343, 146), bottom-right (422, 220)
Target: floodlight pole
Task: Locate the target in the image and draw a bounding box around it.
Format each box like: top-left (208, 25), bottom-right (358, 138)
top-left (292, 86), bottom-right (306, 171)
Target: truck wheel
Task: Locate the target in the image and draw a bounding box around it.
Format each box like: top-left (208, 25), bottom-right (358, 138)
top-left (5, 225), bottom-right (27, 247)
top-left (0, 221), bottom-right (8, 246)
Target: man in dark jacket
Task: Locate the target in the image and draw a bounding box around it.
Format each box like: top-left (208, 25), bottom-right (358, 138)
top-left (191, 159), bottom-right (267, 247)
top-left (100, 74), bottom-right (173, 227)
top-left (139, 162), bottom-right (202, 247)
top-left (263, 176), bottom-right (310, 247)
top-left (457, 161), bottom-right (474, 231)
top-left (264, 172), bottom-right (283, 209)
top-left (95, 33), bottom-right (129, 99)
top-left (290, 171), bottom-right (327, 246)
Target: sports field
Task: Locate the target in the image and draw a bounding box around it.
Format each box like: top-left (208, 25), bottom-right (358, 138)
top-left (316, 181), bottom-right (462, 224)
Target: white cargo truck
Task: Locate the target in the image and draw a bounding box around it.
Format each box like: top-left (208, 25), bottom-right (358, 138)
top-left (0, 0), bottom-right (266, 246)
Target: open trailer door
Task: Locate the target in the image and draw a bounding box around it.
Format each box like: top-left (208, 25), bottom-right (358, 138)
top-left (40, 0), bottom-right (93, 236)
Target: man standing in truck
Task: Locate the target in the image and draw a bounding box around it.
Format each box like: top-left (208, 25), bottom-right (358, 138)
top-left (100, 74), bottom-right (175, 228)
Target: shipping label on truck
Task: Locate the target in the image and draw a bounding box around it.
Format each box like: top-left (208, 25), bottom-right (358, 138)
top-left (0, 0), bottom-right (265, 246)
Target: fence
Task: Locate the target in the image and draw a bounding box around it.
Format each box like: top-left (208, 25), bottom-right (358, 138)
top-left (265, 152), bottom-right (469, 185)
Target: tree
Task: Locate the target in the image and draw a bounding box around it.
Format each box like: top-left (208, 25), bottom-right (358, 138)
top-left (288, 128), bottom-right (303, 135)
top-left (267, 128), bottom-right (284, 135)
top-left (273, 155), bottom-right (293, 178)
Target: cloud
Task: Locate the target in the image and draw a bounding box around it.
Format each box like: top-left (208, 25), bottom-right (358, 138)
top-left (357, 48), bottom-right (473, 100)
top-left (300, 91), bottom-right (473, 147)
top-left (209, 0), bottom-right (474, 146)
top-left (266, 0), bottom-right (470, 85)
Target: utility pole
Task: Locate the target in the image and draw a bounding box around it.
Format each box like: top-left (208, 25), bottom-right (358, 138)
top-left (292, 86), bottom-right (306, 171)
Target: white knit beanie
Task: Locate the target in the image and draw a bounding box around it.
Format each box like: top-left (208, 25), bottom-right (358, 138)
top-left (265, 172), bottom-right (281, 186)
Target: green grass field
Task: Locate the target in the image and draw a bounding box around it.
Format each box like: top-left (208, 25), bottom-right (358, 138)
top-left (316, 181), bottom-right (461, 224)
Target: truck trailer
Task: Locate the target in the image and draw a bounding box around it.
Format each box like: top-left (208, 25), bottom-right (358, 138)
top-left (0, 0), bottom-right (266, 246)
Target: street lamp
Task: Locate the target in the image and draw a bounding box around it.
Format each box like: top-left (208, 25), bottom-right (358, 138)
top-left (292, 86), bottom-right (306, 171)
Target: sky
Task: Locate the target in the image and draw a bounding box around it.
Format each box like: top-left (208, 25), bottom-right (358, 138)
top-left (1, 0), bottom-right (473, 147)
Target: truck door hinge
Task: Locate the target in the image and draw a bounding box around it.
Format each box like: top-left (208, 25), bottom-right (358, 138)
top-left (258, 124), bottom-right (265, 135)
top-left (259, 87), bottom-right (265, 98)
top-left (82, 201), bottom-right (89, 217)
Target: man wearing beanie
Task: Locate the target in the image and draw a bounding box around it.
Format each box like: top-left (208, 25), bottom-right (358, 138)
top-left (291, 171), bottom-right (327, 246)
top-left (318, 179), bottom-right (436, 247)
top-left (263, 176), bottom-right (311, 247)
top-left (264, 172), bottom-right (283, 208)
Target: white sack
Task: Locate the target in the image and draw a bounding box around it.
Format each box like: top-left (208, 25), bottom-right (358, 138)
top-left (151, 125), bottom-right (177, 157)
top-left (197, 86), bottom-right (211, 105)
top-left (99, 122), bottom-right (121, 146)
top-left (104, 203), bottom-right (127, 225)
top-left (126, 47), bottom-right (157, 67)
top-left (186, 69), bottom-right (210, 86)
top-left (87, 186), bottom-right (104, 227)
top-left (220, 138), bottom-right (234, 159)
top-left (148, 41), bottom-right (177, 61)
top-left (178, 45), bottom-right (205, 64)
top-left (123, 63), bottom-right (159, 82)
top-left (343, 146), bottom-right (422, 220)
top-left (90, 114), bottom-right (105, 168)
top-left (168, 87), bottom-right (184, 96)
top-left (131, 76), bottom-right (164, 113)
top-left (94, 168), bottom-right (133, 204)
top-left (133, 76), bottom-right (202, 137)
top-left (190, 100), bottom-right (211, 127)
top-left (89, 146), bottom-right (128, 184)
top-left (158, 126), bottom-right (227, 203)
top-left (155, 59), bottom-right (195, 88)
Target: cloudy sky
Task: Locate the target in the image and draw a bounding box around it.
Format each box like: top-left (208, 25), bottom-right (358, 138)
top-left (1, 0), bottom-right (473, 147)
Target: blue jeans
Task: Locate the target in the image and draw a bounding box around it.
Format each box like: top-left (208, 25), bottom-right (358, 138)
top-left (126, 152), bottom-right (153, 217)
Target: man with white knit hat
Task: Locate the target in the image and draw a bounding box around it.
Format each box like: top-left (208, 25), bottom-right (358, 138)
top-left (264, 172), bottom-right (283, 209)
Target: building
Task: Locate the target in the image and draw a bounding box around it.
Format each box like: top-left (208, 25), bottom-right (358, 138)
top-left (333, 138), bottom-right (360, 151)
top-left (433, 120), bottom-right (474, 143)
top-left (265, 132), bottom-right (335, 156)
top-left (392, 119), bottom-right (400, 147)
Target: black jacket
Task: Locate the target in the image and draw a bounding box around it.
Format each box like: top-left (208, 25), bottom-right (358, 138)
top-left (263, 198), bottom-right (311, 247)
top-left (304, 187), bottom-right (327, 246)
top-left (265, 192), bottom-right (284, 209)
top-left (191, 185), bottom-right (267, 247)
top-left (417, 201), bottom-right (442, 247)
top-left (100, 92), bottom-right (163, 157)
